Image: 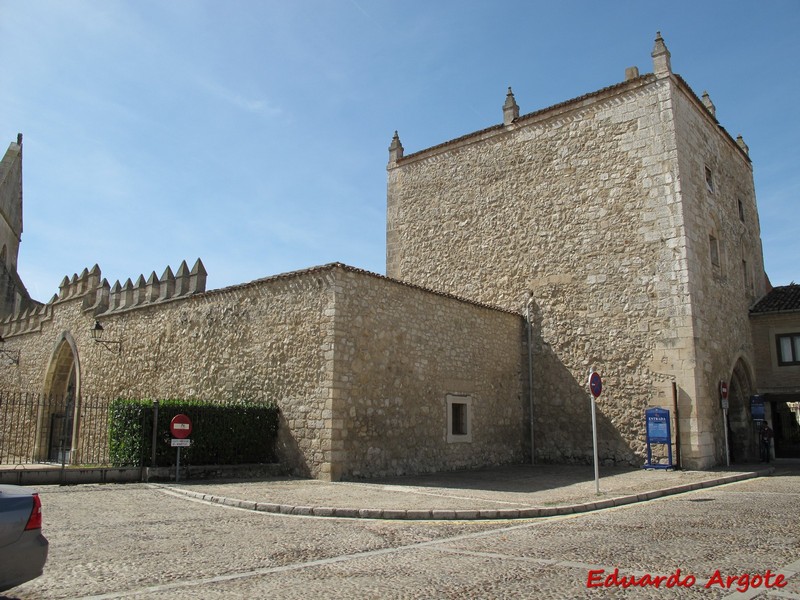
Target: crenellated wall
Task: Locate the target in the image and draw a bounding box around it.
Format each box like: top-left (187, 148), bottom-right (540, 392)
top-left (0, 262), bottom-right (525, 480)
top-left (0, 259), bottom-right (208, 339)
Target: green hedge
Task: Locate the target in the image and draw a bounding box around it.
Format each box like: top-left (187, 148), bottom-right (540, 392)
top-left (108, 398), bottom-right (280, 467)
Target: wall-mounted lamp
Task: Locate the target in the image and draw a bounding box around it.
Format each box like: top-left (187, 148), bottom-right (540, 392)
top-left (0, 335), bottom-right (20, 365)
top-left (91, 321), bottom-right (121, 354)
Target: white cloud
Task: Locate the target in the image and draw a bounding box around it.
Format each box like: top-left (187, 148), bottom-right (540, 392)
top-left (195, 77), bottom-right (284, 118)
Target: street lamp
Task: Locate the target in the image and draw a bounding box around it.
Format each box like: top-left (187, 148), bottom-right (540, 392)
top-left (91, 321), bottom-right (121, 354)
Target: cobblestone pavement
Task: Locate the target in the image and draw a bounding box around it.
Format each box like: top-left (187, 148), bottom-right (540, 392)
top-left (157, 464), bottom-right (774, 519)
top-left (5, 465), bottom-right (799, 599)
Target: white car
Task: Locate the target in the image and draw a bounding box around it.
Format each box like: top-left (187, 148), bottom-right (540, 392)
top-left (0, 485), bottom-right (48, 592)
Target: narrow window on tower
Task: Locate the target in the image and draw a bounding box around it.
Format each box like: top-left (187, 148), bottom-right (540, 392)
top-left (709, 235), bottom-right (720, 267)
top-left (742, 259), bottom-right (749, 292)
top-left (705, 166), bottom-right (715, 193)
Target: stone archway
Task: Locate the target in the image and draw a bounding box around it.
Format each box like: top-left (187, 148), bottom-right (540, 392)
top-left (727, 357), bottom-right (756, 463)
top-left (38, 333), bottom-right (81, 463)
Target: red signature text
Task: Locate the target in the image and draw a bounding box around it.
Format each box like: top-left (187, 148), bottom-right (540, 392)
top-left (587, 568), bottom-right (787, 592)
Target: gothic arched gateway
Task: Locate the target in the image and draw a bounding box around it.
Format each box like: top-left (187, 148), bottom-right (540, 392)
top-left (38, 332), bottom-right (81, 463)
top-left (727, 357), bottom-right (756, 463)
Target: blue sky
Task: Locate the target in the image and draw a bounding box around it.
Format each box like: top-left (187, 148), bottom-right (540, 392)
top-left (1, 1), bottom-right (798, 300)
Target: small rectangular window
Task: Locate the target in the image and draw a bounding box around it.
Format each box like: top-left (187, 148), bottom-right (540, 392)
top-left (709, 235), bottom-right (719, 267)
top-left (446, 394), bottom-right (472, 443)
top-left (742, 259), bottom-right (749, 291)
top-left (705, 166), bottom-right (714, 193)
top-left (777, 333), bottom-right (800, 366)
top-left (451, 403), bottom-right (467, 435)
top-left (737, 198), bottom-right (745, 222)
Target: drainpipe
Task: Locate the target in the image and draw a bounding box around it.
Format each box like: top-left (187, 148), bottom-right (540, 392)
top-left (672, 381), bottom-right (682, 469)
top-left (526, 292), bottom-right (535, 465)
top-left (150, 399), bottom-right (159, 480)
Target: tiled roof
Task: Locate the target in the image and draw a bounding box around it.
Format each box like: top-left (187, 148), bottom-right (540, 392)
top-left (750, 285), bottom-right (800, 314)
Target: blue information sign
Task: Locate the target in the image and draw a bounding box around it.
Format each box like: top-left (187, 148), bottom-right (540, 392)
top-left (646, 408), bottom-right (670, 444)
top-left (644, 407), bottom-right (673, 469)
top-left (750, 395), bottom-right (765, 421)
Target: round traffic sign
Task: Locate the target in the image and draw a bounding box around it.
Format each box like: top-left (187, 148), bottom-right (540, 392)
top-left (720, 381), bottom-right (729, 400)
top-left (170, 414), bottom-right (193, 439)
top-left (589, 372), bottom-right (602, 398)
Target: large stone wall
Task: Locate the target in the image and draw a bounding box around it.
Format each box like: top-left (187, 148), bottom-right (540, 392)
top-left (0, 263), bottom-right (527, 480)
top-left (386, 64), bottom-right (763, 468)
top-left (387, 75), bottom-right (688, 466)
top-left (670, 80), bottom-right (765, 464)
top-left (331, 267), bottom-right (526, 479)
top-left (0, 265), bottom-right (337, 478)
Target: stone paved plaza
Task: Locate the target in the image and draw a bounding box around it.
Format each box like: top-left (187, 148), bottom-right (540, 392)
top-left (6, 464), bottom-right (799, 599)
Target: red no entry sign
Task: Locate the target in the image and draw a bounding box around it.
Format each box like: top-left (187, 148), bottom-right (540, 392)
top-left (170, 414), bottom-right (193, 439)
top-left (720, 381), bottom-right (729, 400)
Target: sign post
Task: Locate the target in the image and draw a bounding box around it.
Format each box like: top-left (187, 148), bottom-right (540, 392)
top-left (750, 395), bottom-right (765, 458)
top-left (720, 381), bottom-right (730, 467)
top-left (588, 370), bottom-right (602, 494)
top-left (170, 414), bottom-right (193, 483)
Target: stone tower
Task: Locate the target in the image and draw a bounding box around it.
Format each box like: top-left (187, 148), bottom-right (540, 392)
top-left (0, 135), bottom-right (35, 318)
top-left (386, 34), bottom-right (765, 468)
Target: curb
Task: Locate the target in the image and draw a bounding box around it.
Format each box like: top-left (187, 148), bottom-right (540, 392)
top-left (156, 467), bottom-right (773, 521)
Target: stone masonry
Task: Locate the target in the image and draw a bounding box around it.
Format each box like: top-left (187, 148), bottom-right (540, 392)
top-left (386, 33), bottom-right (766, 468)
top-left (0, 259), bottom-right (525, 480)
top-left (331, 267), bottom-right (525, 479)
top-left (0, 33), bottom-right (784, 479)
top-left (0, 135), bottom-right (35, 318)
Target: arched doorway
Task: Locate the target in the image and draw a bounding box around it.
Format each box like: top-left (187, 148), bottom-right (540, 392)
top-left (727, 357), bottom-right (756, 463)
top-left (39, 333), bottom-right (81, 463)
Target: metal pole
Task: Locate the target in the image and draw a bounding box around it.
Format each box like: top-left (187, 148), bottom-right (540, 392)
top-left (526, 294), bottom-right (535, 465)
top-left (591, 396), bottom-right (600, 494)
top-left (723, 407), bottom-right (730, 467)
top-left (589, 369), bottom-right (600, 495)
top-left (151, 400), bottom-right (159, 467)
top-left (176, 446), bottom-right (181, 483)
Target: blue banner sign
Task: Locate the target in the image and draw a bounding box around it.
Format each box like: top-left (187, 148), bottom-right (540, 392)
top-left (750, 395), bottom-right (765, 421)
top-left (646, 408), bottom-right (671, 444)
top-left (644, 407), bottom-right (673, 469)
